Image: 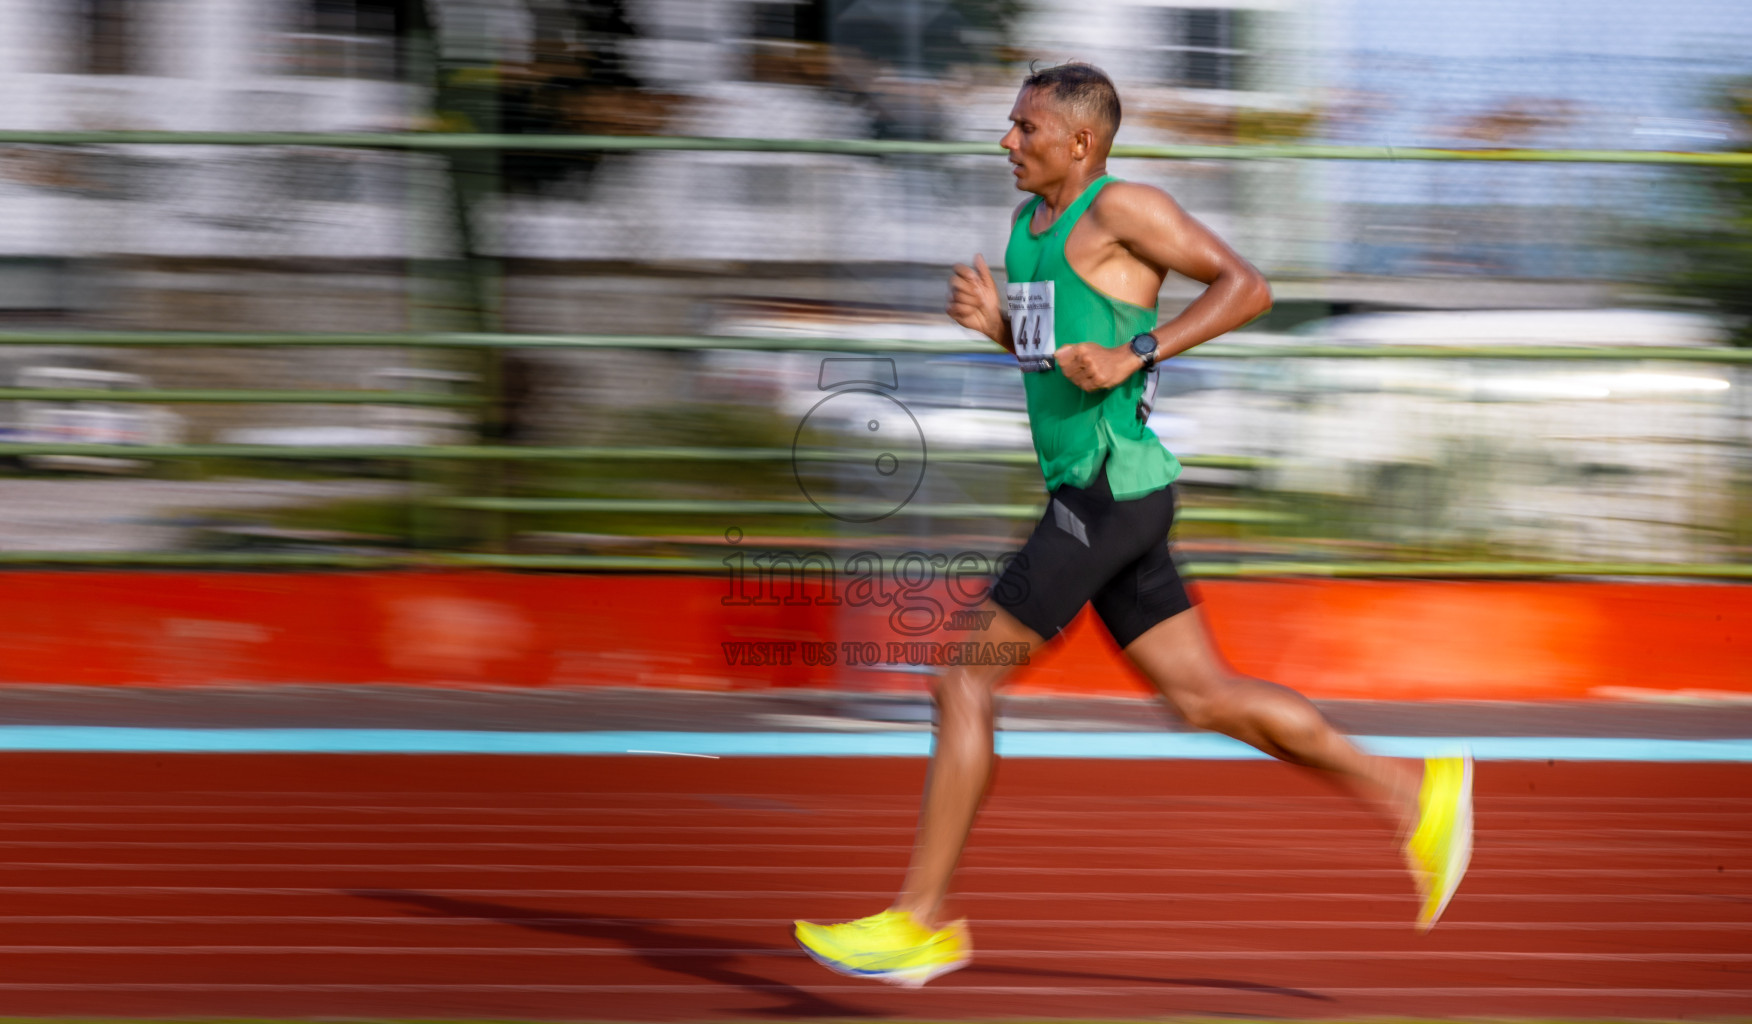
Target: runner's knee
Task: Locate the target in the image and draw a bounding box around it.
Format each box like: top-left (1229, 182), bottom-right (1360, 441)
top-left (1181, 675), bottom-right (1327, 748)
top-left (931, 667), bottom-right (998, 710)
top-left (1162, 669), bottom-right (1242, 732)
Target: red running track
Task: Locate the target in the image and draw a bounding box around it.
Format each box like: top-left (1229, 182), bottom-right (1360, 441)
top-left (0, 753), bottom-right (1745, 1021)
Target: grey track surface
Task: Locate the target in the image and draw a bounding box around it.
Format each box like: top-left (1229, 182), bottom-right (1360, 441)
top-left (0, 684), bottom-right (1746, 738)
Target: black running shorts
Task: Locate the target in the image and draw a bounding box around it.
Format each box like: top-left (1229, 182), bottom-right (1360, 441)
top-left (991, 464), bottom-right (1195, 649)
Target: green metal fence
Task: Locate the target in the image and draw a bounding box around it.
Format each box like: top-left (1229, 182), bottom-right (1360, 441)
top-left (2, 132), bottom-right (1749, 165)
top-left (1, 131), bottom-right (1746, 578)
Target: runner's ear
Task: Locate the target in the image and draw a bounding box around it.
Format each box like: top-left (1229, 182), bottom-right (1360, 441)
top-left (1071, 127), bottom-right (1093, 159)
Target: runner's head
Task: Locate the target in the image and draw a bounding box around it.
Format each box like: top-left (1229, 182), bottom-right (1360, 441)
top-left (1003, 63), bottom-right (1121, 194)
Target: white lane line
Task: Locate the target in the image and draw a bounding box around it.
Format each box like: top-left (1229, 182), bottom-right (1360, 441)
top-left (0, 798), bottom-right (1740, 814)
top-left (626, 750), bottom-right (720, 759)
top-left (0, 823), bottom-right (1745, 840)
top-left (0, 916), bottom-right (1742, 930)
top-left (0, 983), bottom-right (1733, 998)
top-left (0, 946), bottom-right (1742, 962)
top-left (2, 862), bottom-right (1739, 879)
top-left (0, 886), bottom-right (1733, 905)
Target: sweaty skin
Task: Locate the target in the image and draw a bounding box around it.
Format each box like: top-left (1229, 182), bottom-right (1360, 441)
top-left (915, 83), bottom-right (1423, 934)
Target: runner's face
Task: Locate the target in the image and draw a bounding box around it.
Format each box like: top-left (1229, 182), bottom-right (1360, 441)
top-left (1001, 88), bottom-right (1075, 195)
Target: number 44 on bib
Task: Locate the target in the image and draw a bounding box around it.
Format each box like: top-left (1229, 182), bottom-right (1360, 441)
top-left (1005, 281), bottom-right (1055, 373)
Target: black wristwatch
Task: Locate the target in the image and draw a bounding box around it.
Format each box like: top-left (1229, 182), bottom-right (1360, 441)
top-left (1128, 332), bottom-right (1160, 372)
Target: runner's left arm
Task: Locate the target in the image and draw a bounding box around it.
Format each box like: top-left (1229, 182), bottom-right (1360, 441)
top-left (1057, 184), bottom-right (1270, 392)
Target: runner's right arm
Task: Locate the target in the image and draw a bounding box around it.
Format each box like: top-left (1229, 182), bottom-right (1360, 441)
top-left (947, 253), bottom-right (1014, 354)
top-left (947, 200), bottom-right (1032, 355)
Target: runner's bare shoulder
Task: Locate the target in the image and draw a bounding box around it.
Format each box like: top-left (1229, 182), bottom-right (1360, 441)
top-left (1088, 180), bottom-right (1244, 280)
top-left (1087, 180), bottom-right (1186, 233)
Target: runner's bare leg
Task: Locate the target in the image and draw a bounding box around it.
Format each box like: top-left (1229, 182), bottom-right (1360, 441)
top-left (892, 602), bottom-right (1418, 932)
top-left (893, 606), bottom-right (1043, 930)
top-left (1123, 606), bottom-right (1420, 830)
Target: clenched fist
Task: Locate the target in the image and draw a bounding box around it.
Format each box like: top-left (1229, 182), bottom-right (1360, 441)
top-left (1055, 342), bottom-right (1146, 392)
top-left (947, 254), bottom-right (1006, 344)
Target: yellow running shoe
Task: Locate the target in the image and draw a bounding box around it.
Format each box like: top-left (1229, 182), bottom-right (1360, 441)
top-left (1406, 753), bottom-right (1474, 931)
top-left (793, 909), bottom-right (971, 987)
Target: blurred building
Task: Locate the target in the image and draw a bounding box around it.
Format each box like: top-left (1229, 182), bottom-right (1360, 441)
top-left (0, 0), bottom-right (1746, 282)
top-left (0, 1), bottom-right (1746, 566)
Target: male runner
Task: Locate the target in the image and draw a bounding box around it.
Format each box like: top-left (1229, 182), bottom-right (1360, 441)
top-left (794, 63), bottom-right (1472, 988)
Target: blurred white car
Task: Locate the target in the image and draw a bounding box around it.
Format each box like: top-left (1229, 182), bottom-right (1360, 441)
top-left (221, 367), bottom-right (477, 448)
top-left (2, 366), bottom-right (184, 472)
top-left (1260, 309), bottom-right (1741, 560)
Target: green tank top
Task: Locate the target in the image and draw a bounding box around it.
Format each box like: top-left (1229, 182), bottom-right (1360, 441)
top-left (1003, 175), bottom-right (1181, 499)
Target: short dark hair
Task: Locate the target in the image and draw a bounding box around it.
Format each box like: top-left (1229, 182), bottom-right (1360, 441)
top-left (1022, 62), bottom-right (1121, 141)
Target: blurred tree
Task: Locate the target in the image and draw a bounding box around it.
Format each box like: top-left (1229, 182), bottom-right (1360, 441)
top-left (72, 0), bottom-right (140, 75)
top-left (830, 0), bottom-right (1023, 141)
top-left (1655, 77), bottom-right (1752, 347)
top-left (946, 0), bottom-right (1024, 49)
top-left (833, 0), bottom-right (1021, 74)
top-left (497, 0), bottom-right (678, 194)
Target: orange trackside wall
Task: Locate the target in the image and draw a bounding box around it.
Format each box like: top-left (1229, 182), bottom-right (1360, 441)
top-left (0, 572), bottom-right (1743, 699)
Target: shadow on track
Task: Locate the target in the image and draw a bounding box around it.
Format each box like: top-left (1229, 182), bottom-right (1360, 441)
top-left (348, 888), bottom-right (881, 1018)
top-left (348, 888), bottom-right (1329, 1008)
top-left (962, 962), bottom-right (1333, 1002)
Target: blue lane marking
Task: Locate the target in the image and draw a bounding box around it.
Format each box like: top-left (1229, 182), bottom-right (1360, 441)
top-left (0, 727), bottom-right (1745, 761)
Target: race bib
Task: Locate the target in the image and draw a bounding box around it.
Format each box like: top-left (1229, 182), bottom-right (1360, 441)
top-left (1005, 281), bottom-right (1055, 372)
